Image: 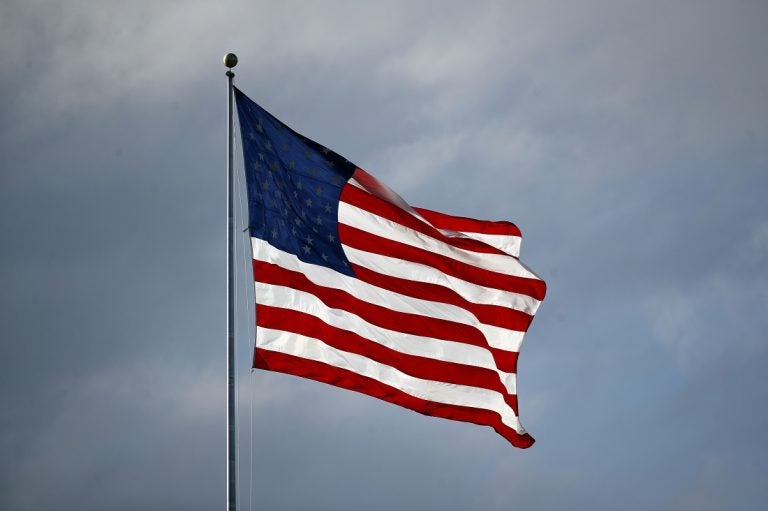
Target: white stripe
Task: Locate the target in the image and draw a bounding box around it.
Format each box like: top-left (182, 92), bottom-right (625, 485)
top-left (342, 244), bottom-right (541, 315)
top-left (348, 177), bottom-right (366, 190)
top-left (446, 231), bottom-right (521, 258)
top-left (256, 282), bottom-right (517, 394)
top-left (257, 326), bottom-right (526, 434)
top-left (350, 177), bottom-right (521, 257)
top-left (348, 175), bottom-right (431, 227)
top-left (253, 239), bottom-right (527, 351)
top-left (339, 202), bottom-right (542, 281)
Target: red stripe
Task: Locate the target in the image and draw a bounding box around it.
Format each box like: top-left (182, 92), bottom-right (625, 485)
top-left (257, 305), bottom-right (520, 412)
top-left (254, 348), bottom-right (534, 448)
top-left (254, 260), bottom-right (519, 371)
top-left (339, 224), bottom-right (547, 300)
top-left (342, 185), bottom-right (506, 255)
top-left (414, 207), bottom-right (522, 237)
top-left (350, 263), bottom-right (532, 333)
top-left (256, 261), bottom-right (475, 342)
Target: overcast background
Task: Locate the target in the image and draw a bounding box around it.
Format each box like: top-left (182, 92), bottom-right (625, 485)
top-left (1, 1), bottom-right (767, 510)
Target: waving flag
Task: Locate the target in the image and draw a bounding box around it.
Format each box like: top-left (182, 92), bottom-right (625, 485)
top-left (234, 87), bottom-right (546, 447)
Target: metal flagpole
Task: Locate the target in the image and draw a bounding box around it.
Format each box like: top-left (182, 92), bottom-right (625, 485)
top-left (224, 52), bottom-right (238, 511)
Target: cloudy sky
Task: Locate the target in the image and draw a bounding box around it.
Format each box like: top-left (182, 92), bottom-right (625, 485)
top-left (2, 1), bottom-right (767, 509)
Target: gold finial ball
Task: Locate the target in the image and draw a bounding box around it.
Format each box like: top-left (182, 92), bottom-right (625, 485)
top-left (223, 53), bottom-right (238, 68)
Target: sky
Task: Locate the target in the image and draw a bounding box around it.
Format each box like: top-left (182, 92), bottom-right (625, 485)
top-left (1, 1), bottom-right (767, 509)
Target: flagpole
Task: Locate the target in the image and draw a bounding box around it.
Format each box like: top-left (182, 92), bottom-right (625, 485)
top-left (224, 52), bottom-right (238, 511)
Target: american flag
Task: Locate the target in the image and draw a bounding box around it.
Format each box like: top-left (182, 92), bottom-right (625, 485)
top-left (234, 87), bottom-right (546, 447)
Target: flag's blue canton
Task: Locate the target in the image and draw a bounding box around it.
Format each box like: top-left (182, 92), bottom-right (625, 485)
top-left (234, 88), bottom-right (356, 276)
